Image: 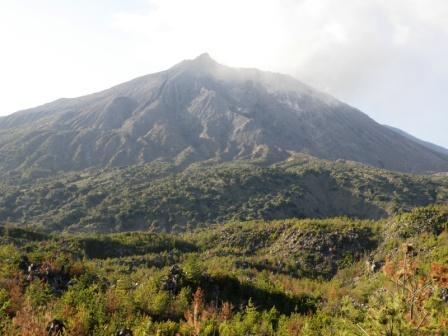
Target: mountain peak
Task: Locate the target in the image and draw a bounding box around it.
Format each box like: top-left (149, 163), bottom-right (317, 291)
top-left (180, 53), bottom-right (219, 72)
top-left (192, 52), bottom-right (215, 63)
top-left (170, 53), bottom-right (219, 73)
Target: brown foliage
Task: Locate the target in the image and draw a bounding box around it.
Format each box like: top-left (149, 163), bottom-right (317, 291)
top-left (105, 288), bottom-right (120, 315)
top-left (430, 263), bottom-right (448, 287)
top-left (287, 317), bottom-right (305, 336)
top-left (219, 301), bottom-right (233, 322)
top-left (185, 287), bottom-right (205, 334)
top-left (12, 305), bottom-right (50, 336)
top-left (5, 272), bottom-right (25, 315)
top-left (185, 288), bottom-right (234, 335)
top-left (382, 244), bottom-right (438, 329)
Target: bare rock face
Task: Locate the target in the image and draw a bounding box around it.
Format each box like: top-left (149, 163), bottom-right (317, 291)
top-left (1, 53), bottom-right (448, 176)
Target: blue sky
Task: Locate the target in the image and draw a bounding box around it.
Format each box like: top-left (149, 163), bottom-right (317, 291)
top-left (0, 0), bottom-right (447, 148)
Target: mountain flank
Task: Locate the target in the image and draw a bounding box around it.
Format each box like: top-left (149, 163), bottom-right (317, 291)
top-left (385, 125), bottom-right (448, 156)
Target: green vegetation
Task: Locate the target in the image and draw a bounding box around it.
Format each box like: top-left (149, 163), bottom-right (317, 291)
top-left (0, 155), bottom-right (447, 233)
top-left (0, 205), bottom-right (447, 335)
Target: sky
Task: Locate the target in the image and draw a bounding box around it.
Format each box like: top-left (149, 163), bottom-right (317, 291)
top-left (0, 0), bottom-right (447, 147)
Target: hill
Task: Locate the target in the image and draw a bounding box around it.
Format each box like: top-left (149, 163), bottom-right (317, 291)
top-left (1, 155), bottom-right (447, 233)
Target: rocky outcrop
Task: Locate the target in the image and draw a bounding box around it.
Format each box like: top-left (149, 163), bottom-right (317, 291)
top-left (203, 219), bottom-right (379, 279)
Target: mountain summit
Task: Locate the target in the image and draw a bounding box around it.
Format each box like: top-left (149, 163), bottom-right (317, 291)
top-left (1, 54), bottom-right (448, 177)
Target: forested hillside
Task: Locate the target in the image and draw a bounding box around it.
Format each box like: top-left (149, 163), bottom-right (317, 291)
top-left (0, 155), bottom-right (447, 233)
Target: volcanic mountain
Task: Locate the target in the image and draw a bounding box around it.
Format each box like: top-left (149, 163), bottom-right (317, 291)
top-left (1, 53), bottom-right (448, 177)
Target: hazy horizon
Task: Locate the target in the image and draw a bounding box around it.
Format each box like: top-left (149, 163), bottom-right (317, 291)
top-left (1, 0), bottom-right (447, 148)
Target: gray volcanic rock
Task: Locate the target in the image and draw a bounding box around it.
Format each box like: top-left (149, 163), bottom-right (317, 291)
top-left (1, 53), bottom-right (448, 176)
top-left (384, 125), bottom-right (448, 156)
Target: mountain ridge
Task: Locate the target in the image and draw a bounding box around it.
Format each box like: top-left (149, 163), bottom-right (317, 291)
top-left (385, 125), bottom-right (448, 156)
